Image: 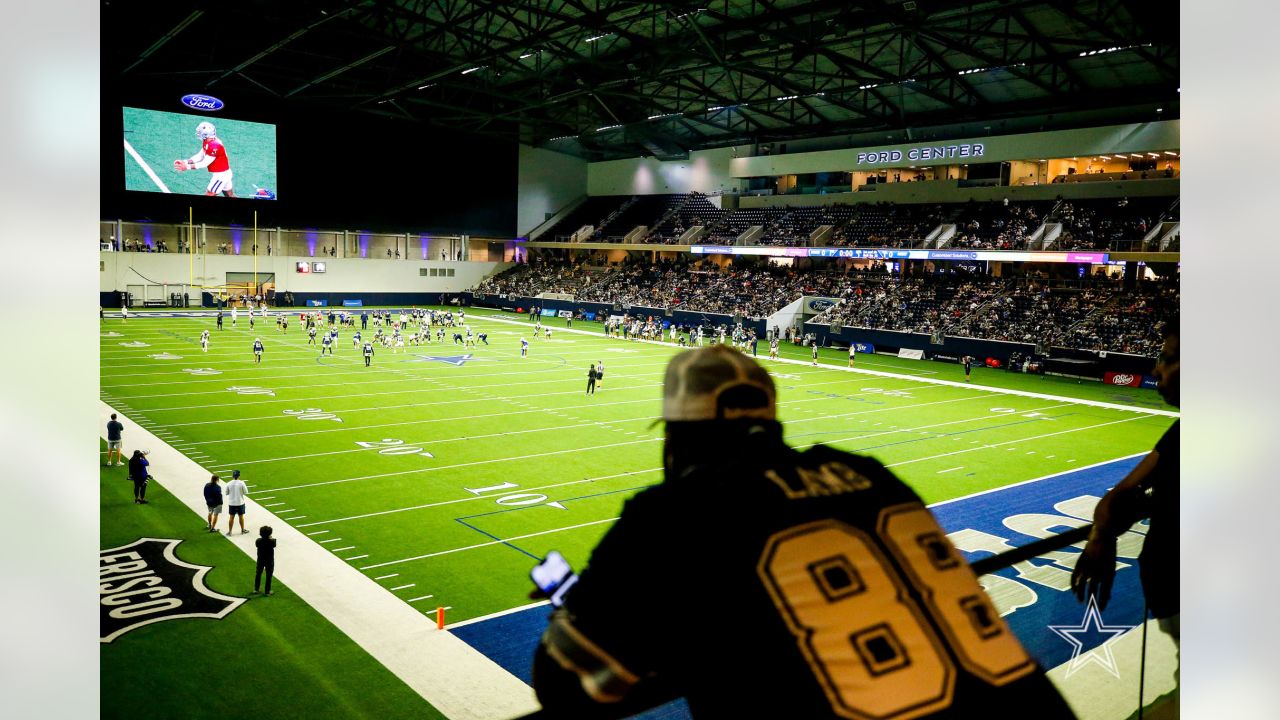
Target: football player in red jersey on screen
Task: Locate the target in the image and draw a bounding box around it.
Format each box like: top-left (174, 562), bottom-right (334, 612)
top-left (174, 122), bottom-right (234, 197)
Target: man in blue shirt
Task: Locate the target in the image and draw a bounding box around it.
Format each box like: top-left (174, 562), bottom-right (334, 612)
top-left (106, 413), bottom-right (124, 467)
top-left (204, 475), bottom-right (223, 532)
top-left (253, 338), bottom-right (265, 364)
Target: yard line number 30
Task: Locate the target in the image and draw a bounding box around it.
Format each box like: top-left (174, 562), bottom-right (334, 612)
top-left (756, 506), bottom-right (1035, 720)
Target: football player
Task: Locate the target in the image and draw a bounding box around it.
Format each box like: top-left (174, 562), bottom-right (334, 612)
top-left (520, 337), bottom-right (529, 357)
top-left (362, 340), bottom-right (375, 367)
top-left (174, 122), bottom-right (235, 197)
top-left (200, 329), bottom-right (210, 352)
top-left (252, 338), bottom-right (264, 364)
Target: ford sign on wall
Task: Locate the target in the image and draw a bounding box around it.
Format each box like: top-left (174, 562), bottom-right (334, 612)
top-left (180, 94), bottom-right (224, 111)
top-left (807, 298), bottom-right (837, 312)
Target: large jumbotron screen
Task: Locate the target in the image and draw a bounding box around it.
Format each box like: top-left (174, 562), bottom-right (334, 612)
top-left (122, 107), bottom-right (278, 199)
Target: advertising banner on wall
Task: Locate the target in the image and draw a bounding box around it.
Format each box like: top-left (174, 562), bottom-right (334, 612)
top-left (342, 299), bottom-right (363, 307)
top-left (1103, 371), bottom-right (1144, 387)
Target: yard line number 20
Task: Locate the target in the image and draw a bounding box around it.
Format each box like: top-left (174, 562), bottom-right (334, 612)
top-left (756, 506), bottom-right (1035, 720)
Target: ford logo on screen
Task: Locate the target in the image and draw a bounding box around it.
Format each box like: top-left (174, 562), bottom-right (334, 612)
top-left (180, 94), bottom-right (224, 112)
top-left (808, 299), bottom-right (835, 312)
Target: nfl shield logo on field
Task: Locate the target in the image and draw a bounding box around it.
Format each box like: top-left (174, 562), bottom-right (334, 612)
top-left (100, 538), bottom-right (244, 643)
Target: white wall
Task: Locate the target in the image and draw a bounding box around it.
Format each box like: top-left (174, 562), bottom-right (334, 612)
top-left (100, 252), bottom-right (504, 294)
top-left (587, 145), bottom-right (750, 196)
top-left (518, 145), bottom-right (587, 236)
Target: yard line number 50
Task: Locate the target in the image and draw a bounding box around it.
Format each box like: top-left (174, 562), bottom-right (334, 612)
top-left (756, 506), bottom-right (1035, 720)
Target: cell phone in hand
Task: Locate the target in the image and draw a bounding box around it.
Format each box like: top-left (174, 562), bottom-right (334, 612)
top-left (531, 550), bottom-right (578, 607)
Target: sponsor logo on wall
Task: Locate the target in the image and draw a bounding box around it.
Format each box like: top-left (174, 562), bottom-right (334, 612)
top-left (100, 538), bottom-right (244, 643)
top-left (180, 94), bottom-right (225, 112)
top-left (1103, 372), bottom-right (1143, 388)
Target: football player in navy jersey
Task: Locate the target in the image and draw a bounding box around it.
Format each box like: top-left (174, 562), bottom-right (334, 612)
top-left (532, 345), bottom-right (1074, 719)
top-left (252, 338), bottom-right (264, 364)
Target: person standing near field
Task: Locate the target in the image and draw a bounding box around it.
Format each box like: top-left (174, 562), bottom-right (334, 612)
top-left (128, 450), bottom-right (150, 504)
top-left (595, 360), bottom-right (604, 389)
top-left (252, 338), bottom-right (264, 364)
top-left (204, 475), bottom-right (223, 532)
top-left (105, 413), bottom-right (125, 467)
top-left (254, 526), bottom-right (276, 596)
top-left (225, 470), bottom-right (248, 535)
top-left (586, 364), bottom-right (598, 396)
top-left (217, 309), bottom-right (224, 330)
top-left (962, 355), bottom-right (974, 382)
top-left (848, 343), bottom-right (856, 368)
top-left (811, 341), bottom-right (819, 366)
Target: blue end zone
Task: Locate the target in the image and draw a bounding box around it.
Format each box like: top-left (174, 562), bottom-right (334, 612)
top-left (453, 455), bottom-right (1151, 711)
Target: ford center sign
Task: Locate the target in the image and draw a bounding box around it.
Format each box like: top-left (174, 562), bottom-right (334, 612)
top-left (857, 143), bottom-right (985, 166)
top-left (180, 94), bottom-right (224, 112)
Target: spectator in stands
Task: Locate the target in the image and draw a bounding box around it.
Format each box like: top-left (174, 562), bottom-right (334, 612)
top-left (1072, 316), bottom-right (1179, 639)
top-left (530, 346), bottom-right (1075, 719)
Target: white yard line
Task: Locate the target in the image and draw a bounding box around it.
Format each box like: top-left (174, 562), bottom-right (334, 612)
top-left (99, 401), bottom-right (537, 719)
top-left (360, 518), bottom-right (621, 571)
top-left (446, 600), bottom-right (551, 631)
top-left (184, 396), bottom-right (660, 446)
top-left (884, 416), bottom-right (1146, 468)
top-left (266, 436), bottom-right (662, 494)
top-left (123, 138), bottom-right (171, 193)
top-left (296, 469), bottom-right (663, 528)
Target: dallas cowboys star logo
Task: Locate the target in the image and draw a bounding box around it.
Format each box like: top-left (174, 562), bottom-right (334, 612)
top-left (1048, 594), bottom-right (1135, 678)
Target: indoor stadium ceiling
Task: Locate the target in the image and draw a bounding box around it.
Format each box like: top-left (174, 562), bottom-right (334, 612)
top-left (106, 0), bottom-right (1179, 161)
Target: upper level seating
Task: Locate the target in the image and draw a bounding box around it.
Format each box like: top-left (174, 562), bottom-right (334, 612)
top-left (827, 203), bottom-right (944, 247)
top-left (537, 196), bottom-right (632, 241)
top-left (1049, 197), bottom-right (1176, 250)
top-left (947, 201), bottom-right (1054, 250)
top-left (533, 193), bottom-right (1180, 254)
top-left (471, 260), bottom-right (606, 297)
top-left (647, 194), bottom-right (727, 243)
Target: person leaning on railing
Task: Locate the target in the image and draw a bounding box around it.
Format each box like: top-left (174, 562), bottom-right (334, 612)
top-left (1071, 316), bottom-right (1179, 639)
top-left (530, 345), bottom-right (1076, 719)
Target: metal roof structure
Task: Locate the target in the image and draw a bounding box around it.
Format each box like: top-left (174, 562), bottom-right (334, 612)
top-left (106, 0), bottom-right (1178, 160)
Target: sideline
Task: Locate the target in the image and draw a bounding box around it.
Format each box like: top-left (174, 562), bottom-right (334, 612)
top-left (99, 401), bottom-right (538, 720)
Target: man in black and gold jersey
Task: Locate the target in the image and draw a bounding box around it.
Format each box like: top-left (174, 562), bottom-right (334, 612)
top-left (533, 344), bottom-right (1075, 719)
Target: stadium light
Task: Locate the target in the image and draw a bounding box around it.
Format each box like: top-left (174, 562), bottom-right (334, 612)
top-left (648, 113), bottom-right (681, 120)
top-left (461, 66), bottom-right (484, 75)
top-left (417, 83), bottom-right (436, 90)
top-left (776, 95), bottom-right (798, 101)
top-left (1164, 151), bottom-right (1178, 155)
top-left (595, 124), bottom-right (623, 132)
top-left (585, 33), bottom-right (613, 43)
top-left (706, 106), bottom-right (724, 111)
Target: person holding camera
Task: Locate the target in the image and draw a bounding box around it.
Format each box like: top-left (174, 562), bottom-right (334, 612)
top-left (531, 345), bottom-right (1073, 719)
top-left (127, 450), bottom-right (151, 505)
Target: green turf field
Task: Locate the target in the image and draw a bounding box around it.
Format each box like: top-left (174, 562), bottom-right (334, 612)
top-left (98, 440), bottom-right (445, 720)
top-left (122, 106), bottom-right (278, 197)
top-left (100, 307), bottom-right (1176, 628)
